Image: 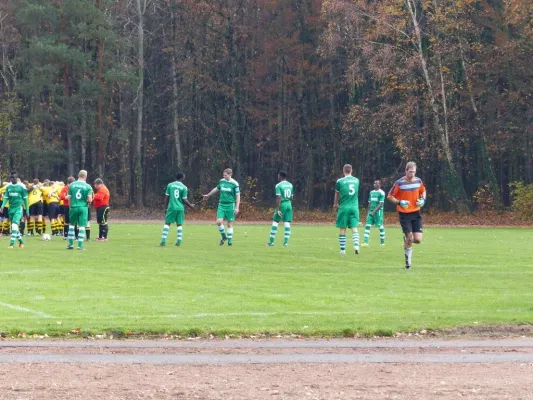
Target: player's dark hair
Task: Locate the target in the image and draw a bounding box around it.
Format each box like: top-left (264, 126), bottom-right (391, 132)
top-left (279, 171), bottom-right (287, 179)
top-left (176, 172), bottom-right (184, 181)
top-left (10, 171), bottom-right (17, 178)
top-left (67, 176), bottom-right (75, 184)
top-left (94, 178), bottom-right (104, 185)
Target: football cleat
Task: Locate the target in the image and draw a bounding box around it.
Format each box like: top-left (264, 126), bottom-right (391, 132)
top-left (340, 250), bottom-right (346, 256)
top-left (267, 242), bottom-right (275, 246)
top-left (66, 245), bottom-right (74, 250)
top-left (283, 243), bottom-right (288, 247)
top-left (361, 243), bottom-right (369, 247)
top-left (219, 237), bottom-right (227, 246)
top-left (405, 254), bottom-right (411, 269)
top-left (8, 245), bottom-right (14, 249)
top-left (175, 242), bottom-right (181, 247)
top-left (380, 243), bottom-right (385, 246)
top-left (228, 242), bottom-right (232, 246)
top-left (354, 247), bottom-right (360, 255)
top-left (77, 247), bottom-right (85, 251)
top-left (159, 242), bottom-right (166, 247)
top-left (18, 243), bottom-right (24, 249)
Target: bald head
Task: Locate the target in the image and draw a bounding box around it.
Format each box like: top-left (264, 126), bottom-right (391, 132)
top-left (78, 170), bottom-right (88, 181)
top-left (343, 164), bottom-right (352, 175)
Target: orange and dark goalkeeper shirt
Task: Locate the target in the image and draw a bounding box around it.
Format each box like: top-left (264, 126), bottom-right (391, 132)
top-left (388, 177), bottom-right (425, 213)
top-left (93, 185), bottom-right (110, 208)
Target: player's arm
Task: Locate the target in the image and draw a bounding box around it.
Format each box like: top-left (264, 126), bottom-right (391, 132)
top-left (234, 193), bottom-right (240, 215)
top-left (1, 196), bottom-right (7, 209)
top-left (164, 194), bottom-right (170, 209)
top-left (202, 187), bottom-right (219, 200)
top-left (23, 195), bottom-right (29, 212)
top-left (371, 202), bottom-right (383, 215)
top-left (87, 193), bottom-right (93, 204)
top-left (333, 191), bottom-right (339, 209)
top-left (276, 195), bottom-right (282, 217)
top-left (416, 183), bottom-right (427, 207)
top-left (183, 198), bottom-right (195, 210)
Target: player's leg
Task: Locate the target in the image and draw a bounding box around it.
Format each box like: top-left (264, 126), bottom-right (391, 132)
top-left (2, 208), bottom-right (10, 235)
top-left (76, 208), bottom-right (88, 249)
top-left (268, 211), bottom-right (281, 246)
top-left (379, 224), bottom-right (386, 245)
top-left (413, 212), bottom-right (423, 244)
top-left (400, 213), bottom-right (414, 269)
top-left (85, 207), bottom-right (91, 241)
top-left (66, 209), bottom-right (78, 249)
top-left (349, 211), bottom-right (360, 255)
top-left (216, 206), bottom-right (227, 244)
top-left (282, 206), bottom-right (292, 246)
top-left (99, 206), bottom-right (110, 240)
top-left (175, 211), bottom-right (184, 246)
top-left (226, 221), bottom-right (234, 246)
top-left (336, 210), bottom-right (347, 255)
top-left (63, 207), bottom-right (69, 239)
top-left (362, 214), bottom-right (373, 246)
top-left (160, 210), bottom-right (175, 246)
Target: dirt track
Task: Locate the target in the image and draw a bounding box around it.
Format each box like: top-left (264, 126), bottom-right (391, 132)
top-left (2, 338), bottom-right (533, 399)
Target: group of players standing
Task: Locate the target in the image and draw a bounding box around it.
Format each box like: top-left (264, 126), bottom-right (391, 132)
top-left (161, 162), bottom-right (426, 269)
top-left (0, 170), bottom-right (110, 250)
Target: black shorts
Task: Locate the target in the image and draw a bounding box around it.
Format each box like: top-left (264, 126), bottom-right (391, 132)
top-left (42, 203), bottom-right (48, 218)
top-left (47, 203), bottom-right (60, 219)
top-left (57, 205), bottom-right (65, 216)
top-left (2, 207), bottom-right (8, 218)
top-left (399, 211), bottom-right (423, 234)
top-left (96, 206), bottom-right (110, 224)
top-left (87, 207), bottom-right (92, 222)
top-left (29, 201), bottom-right (44, 216)
top-left (63, 206), bottom-right (70, 224)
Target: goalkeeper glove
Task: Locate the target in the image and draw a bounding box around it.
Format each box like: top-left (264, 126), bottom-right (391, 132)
top-left (416, 198), bottom-right (425, 207)
top-left (399, 200), bottom-right (410, 209)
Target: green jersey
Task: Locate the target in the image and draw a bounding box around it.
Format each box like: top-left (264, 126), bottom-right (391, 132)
top-left (275, 181), bottom-right (293, 204)
top-left (68, 180), bottom-right (93, 208)
top-left (165, 181), bottom-right (188, 211)
top-left (1, 183), bottom-right (28, 210)
top-left (335, 176), bottom-right (360, 209)
top-left (368, 189), bottom-right (385, 214)
top-left (216, 178), bottom-right (239, 205)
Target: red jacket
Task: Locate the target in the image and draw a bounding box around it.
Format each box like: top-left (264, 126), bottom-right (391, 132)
top-left (59, 185), bottom-right (69, 206)
top-left (93, 185), bottom-right (110, 208)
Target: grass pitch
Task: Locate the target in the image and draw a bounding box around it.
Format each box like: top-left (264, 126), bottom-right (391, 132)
top-left (0, 223), bottom-right (532, 337)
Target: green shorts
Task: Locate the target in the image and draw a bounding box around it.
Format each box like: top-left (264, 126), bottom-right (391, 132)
top-left (165, 209), bottom-right (185, 225)
top-left (273, 204), bottom-right (293, 223)
top-left (365, 212), bottom-right (383, 227)
top-left (336, 207), bottom-right (359, 229)
top-left (216, 204), bottom-right (235, 222)
top-left (8, 207), bottom-right (23, 226)
top-left (69, 207), bottom-right (89, 227)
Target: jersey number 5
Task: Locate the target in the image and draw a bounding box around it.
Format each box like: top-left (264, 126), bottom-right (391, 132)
top-left (348, 184), bottom-right (355, 195)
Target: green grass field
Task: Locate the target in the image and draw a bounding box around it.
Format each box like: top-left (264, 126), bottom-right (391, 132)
top-left (0, 223), bottom-right (532, 337)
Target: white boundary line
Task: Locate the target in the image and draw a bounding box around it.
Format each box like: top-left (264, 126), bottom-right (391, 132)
top-left (0, 302), bottom-right (54, 318)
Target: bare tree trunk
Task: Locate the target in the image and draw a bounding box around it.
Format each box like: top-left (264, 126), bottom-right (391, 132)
top-left (170, 23), bottom-right (182, 168)
top-left (406, 0), bottom-right (471, 212)
top-left (96, 0), bottom-right (104, 177)
top-left (134, 0), bottom-right (145, 207)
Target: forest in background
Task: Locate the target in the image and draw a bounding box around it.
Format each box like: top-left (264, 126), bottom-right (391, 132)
top-left (0, 0), bottom-right (532, 211)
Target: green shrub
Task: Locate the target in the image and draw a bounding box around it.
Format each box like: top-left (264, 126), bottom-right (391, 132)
top-left (509, 181), bottom-right (533, 220)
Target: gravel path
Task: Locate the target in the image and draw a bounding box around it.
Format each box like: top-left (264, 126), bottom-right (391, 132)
top-left (1, 338), bottom-right (533, 399)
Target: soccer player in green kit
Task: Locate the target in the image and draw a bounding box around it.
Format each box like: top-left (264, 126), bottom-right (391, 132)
top-left (160, 172), bottom-right (195, 247)
top-left (361, 179), bottom-right (386, 247)
top-left (1, 172), bottom-right (29, 249)
top-left (66, 170), bottom-right (93, 250)
top-left (267, 171), bottom-right (293, 247)
top-left (203, 168), bottom-right (240, 246)
top-left (333, 164), bottom-right (360, 256)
